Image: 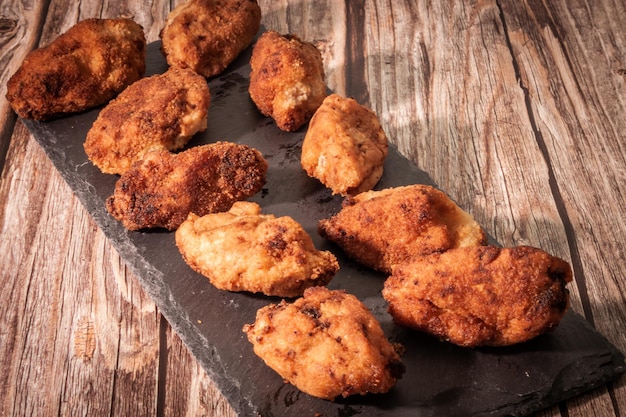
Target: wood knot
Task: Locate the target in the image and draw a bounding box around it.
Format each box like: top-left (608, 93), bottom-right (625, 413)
top-left (0, 18), bottom-right (18, 34)
top-left (74, 318), bottom-right (96, 361)
top-left (118, 11), bottom-right (135, 20)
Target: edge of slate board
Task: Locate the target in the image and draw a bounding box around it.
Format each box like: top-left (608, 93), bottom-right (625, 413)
top-left (22, 40), bottom-right (625, 417)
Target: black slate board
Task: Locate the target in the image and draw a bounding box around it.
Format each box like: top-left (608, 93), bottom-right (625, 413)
top-left (23, 41), bottom-right (625, 417)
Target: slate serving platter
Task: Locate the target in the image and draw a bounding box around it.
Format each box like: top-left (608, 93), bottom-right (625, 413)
top-left (23, 41), bottom-right (625, 417)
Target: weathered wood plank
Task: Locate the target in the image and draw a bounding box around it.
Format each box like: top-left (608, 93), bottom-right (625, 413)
top-left (341, 3), bottom-right (572, 417)
top-left (499, 0), bottom-right (626, 341)
top-left (321, 1), bottom-right (625, 415)
top-left (358, 0), bottom-right (569, 253)
top-left (0, 125), bottom-right (160, 415)
top-left (0, 0), bottom-right (235, 416)
top-left (497, 0), bottom-right (626, 414)
top-left (0, 0), bottom-right (47, 172)
top-left (162, 323), bottom-right (236, 417)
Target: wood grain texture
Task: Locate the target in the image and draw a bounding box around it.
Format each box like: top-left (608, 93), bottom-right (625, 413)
top-left (0, 0), bottom-right (45, 172)
top-left (1, 0), bottom-right (624, 416)
top-left (496, 2), bottom-right (626, 415)
top-left (0, 0), bottom-right (235, 416)
top-left (345, 2), bottom-right (626, 415)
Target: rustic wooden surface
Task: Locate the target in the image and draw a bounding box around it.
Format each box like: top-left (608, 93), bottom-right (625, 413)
top-left (0, 0), bottom-right (624, 416)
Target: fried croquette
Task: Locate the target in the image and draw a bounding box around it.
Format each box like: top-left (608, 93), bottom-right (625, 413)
top-left (175, 202), bottom-right (339, 297)
top-left (243, 287), bottom-right (404, 399)
top-left (249, 30), bottom-right (326, 132)
top-left (6, 18), bottom-right (146, 121)
top-left (301, 94), bottom-right (388, 195)
top-left (84, 67), bottom-right (210, 174)
top-left (160, 0), bottom-right (261, 77)
top-left (106, 142), bottom-right (267, 230)
top-left (382, 245), bottom-right (573, 347)
top-left (318, 184), bottom-right (487, 273)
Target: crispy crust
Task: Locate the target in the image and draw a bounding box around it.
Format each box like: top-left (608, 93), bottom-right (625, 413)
top-left (249, 30), bottom-right (326, 131)
top-left (6, 18), bottom-right (146, 120)
top-left (175, 202), bottom-right (339, 297)
top-left (382, 245), bottom-right (573, 347)
top-left (301, 94), bottom-right (388, 195)
top-left (243, 287), bottom-right (404, 399)
top-left (160, 0), bottom-right (261, 77)
top-left (84, 66), bottom-right (210, 174)
top-left (318, 184), bottom-right (487, 273)
top-left (106, 142), bottom-right (267, 230)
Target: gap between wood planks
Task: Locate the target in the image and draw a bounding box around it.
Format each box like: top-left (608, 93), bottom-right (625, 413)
top-left (156, 314), bottom-right (168, 417)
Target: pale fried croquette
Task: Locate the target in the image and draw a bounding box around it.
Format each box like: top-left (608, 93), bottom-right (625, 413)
top-left (382, 245), bottom-right (573, 347)
top-left (301, 94), bottom-right (388, 195)
top-left (243, 287), bottom-right (404, 399)
top-left (84, 66), bottom-right (210, 174)
top-left (6, 18), bottom-right (146, 121)
top-left (318, 184), bottom-right (487, 273)
top-left (106, 142), bottom-right (267, 231)
top-left (160, 0), bottom-right (261, 77)
top-left (249, 30), bottom-right (326, 132)
top-left (175, 202), bottom-right (339, 297)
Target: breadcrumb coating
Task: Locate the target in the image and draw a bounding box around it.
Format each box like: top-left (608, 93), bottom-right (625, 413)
top-left (6, 18), bottom-right (146, 120)
top-left (84, 66), bottom-right (210, 174)
top-left (106, 142), bottom-right (267, 230)
top-left (160, 0), bottom-right (261, 77)
top-left (175, 202), bottom-right (339, 297)
top-left (249, 30), bottom-right (326, 131)
top-left (319, 184), bottom-right (487, 273)
top-left (301, 94), bottom-right (388, 195)
top-left (382, 245), bottom-right (573, 347)
top-left (243, 287), bottom-right (404, 399)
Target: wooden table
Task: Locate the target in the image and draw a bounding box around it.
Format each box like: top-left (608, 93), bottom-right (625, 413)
top-left (1, 1), bottom-right (624, 416)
